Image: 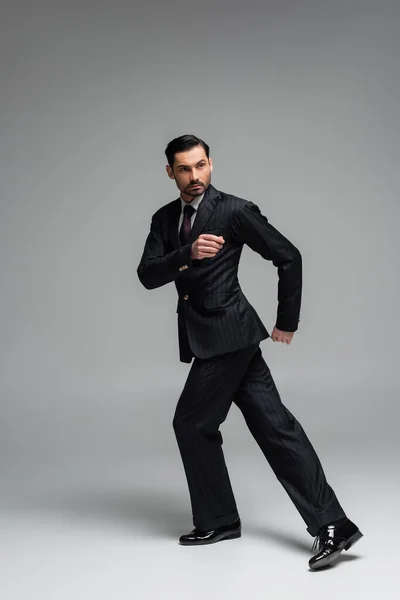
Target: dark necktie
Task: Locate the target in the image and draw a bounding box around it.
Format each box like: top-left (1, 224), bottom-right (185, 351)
top-left (179, 203), bottom-right (196, 246)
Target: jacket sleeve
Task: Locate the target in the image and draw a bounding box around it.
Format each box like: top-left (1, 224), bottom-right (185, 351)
top-left (137, 213), bottom-right (193, 289)
top-left (231, 202), bottom-right (302, 332)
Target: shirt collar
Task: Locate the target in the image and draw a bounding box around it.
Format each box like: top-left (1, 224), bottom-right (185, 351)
top-left (180, 190), bottom-right (205, 213)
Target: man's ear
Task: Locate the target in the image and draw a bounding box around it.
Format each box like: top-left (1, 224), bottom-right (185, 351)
top-left (166, 165), bottom-right (175, 179)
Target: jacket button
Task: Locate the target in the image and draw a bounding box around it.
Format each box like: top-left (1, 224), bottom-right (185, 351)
top-left (183, 294), bottom-right (189, 300)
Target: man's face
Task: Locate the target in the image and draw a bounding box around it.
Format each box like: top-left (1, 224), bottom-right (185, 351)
top-left (166, 145), bottom-right (213, 202)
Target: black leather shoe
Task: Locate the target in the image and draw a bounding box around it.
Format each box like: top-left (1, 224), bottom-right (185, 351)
top-left (309, 519), bottom-right (363, 570)
top-left (179, 518), bottom-right (241, 545)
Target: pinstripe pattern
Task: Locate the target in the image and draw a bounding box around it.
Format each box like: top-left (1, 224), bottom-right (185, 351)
top-left (172, 343), bottom-right (346, 535)
top-left (137, 182), bottom-right (346, 535)
top-left (137, 183), bottom-right (301, 363)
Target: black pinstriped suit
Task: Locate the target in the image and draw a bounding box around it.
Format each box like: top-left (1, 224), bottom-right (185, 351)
top-left (137, 183), bottom-right (347, 535)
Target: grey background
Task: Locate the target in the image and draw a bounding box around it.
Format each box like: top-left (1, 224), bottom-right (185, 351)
top-left (1, 1), bottom-right (399, 598)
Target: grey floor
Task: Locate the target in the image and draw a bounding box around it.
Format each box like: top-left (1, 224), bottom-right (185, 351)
top-left (1, 382), bottom-right (398, 600)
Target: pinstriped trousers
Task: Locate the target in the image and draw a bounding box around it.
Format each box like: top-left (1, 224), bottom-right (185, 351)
top-left (172, 343), bottom-right (347, 536)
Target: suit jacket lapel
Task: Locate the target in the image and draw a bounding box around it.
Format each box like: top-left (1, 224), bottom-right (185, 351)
top-left (167, 183), bottom-right (221, 250)
top-left (167, 200), bottom-right (182, 250)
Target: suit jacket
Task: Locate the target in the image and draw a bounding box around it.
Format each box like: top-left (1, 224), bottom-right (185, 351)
top-left (137, 183), bottom-right (302, 363)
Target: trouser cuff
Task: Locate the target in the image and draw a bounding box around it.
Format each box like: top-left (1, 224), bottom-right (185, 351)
top-left (194, 510), bottom-right (240, 531)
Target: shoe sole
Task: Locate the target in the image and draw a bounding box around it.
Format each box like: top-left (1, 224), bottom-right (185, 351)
top-left (179, 530), bottom-right (241, 546)
top-left (344, 529), bottom-right (363, 551)
top-left (309, 529), bottom-right (364, 570)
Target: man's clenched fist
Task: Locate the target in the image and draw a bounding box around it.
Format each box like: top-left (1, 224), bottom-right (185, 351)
top-left (270, 327), bottom-right (295, 344)
top-left (191, 234), bottom-right (225, 260)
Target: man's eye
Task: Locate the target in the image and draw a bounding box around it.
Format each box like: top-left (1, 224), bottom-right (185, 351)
top-left (180, 164), bottom-right (204, 171)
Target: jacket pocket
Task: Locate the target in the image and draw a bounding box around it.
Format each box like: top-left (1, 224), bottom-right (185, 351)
top-left (203, 292), bottom-right (239, 310)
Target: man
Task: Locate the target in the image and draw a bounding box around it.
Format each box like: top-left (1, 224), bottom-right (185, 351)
top-left (137, 134), bottom-right (363, 570)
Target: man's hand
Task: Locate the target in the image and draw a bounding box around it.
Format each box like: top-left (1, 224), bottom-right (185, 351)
top-left (271, 326), bottom-right (295, 344)
top-left (191, 234), bottom-right (225, 260)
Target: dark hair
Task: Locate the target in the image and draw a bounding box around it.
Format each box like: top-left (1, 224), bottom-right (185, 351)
top-left (165, 134), bottom-right (210, 169)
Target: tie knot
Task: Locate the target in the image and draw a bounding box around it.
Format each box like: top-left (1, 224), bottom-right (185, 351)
top-left (184, 204), bottom-right (196, 218)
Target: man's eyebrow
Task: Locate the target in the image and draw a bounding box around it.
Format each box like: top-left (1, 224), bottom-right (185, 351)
top-left (176, 160), bottom-right (206, 168)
